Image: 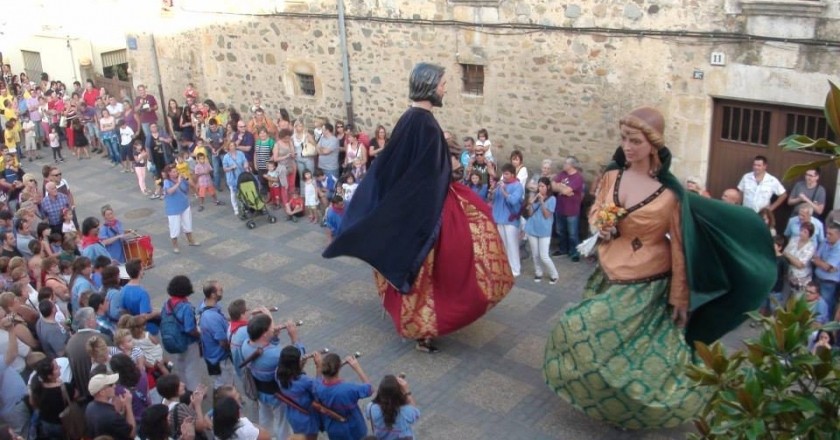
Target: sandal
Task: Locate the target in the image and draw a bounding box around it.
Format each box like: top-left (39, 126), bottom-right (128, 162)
top-left (415, 340), bottom-right (440, 353)
top-left (188, 241), bottom-right (201, 246)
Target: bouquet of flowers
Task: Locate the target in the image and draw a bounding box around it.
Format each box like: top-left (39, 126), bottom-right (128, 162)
top-left (577, 203), bottom-right (628, 258)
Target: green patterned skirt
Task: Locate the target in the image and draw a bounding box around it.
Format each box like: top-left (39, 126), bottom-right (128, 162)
top-left (543, 268), bottom-right (709, 429)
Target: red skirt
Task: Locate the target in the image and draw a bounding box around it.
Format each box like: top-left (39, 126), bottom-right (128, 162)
top-left (375, 183), bottom-right (514, 339)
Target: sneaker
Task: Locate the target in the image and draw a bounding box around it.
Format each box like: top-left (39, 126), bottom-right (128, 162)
top-left (570, 255), bottom-right (580, 262)
top-left (188, 241), bottom-right (201, 246)
top-left (534, 276), bottom-right (542, 283)
top-left (551, 250), bottom-right (567, 257)
top-left (149, 194), bottom-right (160, 200)
top-left (415, 341), bottom-right (440, 353)
top-left (173, 247), bottom-right (180, 254)
top-left (214, 200), bottom-right (224, 206)
top-left (549, 278), bottom-right (558, 285)
top-left (198, 205), bottom-right (205, 212)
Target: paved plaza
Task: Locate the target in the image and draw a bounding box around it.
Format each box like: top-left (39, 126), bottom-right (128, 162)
top-left (58, 156), bottom-right (752, 439)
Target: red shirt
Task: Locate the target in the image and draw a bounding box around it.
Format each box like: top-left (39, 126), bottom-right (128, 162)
top-left (82, 88), bottom-right (99, 108)
top-left (289, 196), bottom-right (303, 211)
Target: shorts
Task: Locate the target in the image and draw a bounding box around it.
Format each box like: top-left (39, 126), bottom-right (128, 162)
top-left (268, 186), bottom-right (282, 202)
top-left (120, 144), bottom-right (133, 161)
top-left (198, 185), bottom-right (216, 198)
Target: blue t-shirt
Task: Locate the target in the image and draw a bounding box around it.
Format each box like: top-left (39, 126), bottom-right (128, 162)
top-left (105, 287), bottom-right (124, 322)
top-left (491, 181), bottom-right (524, 226)
top-left (99, 221), bottom-right (126, 263)
top-left (313, 380), bottom-right (373, 440)
top-left (222, 150), bottom-right (248, 189)
top-left (198, 303), bottom-right (229, 364)
top-left (81, 242), bottom-right (112, 264)
top-left (229, 325), bottom-right (248, 377)
top-left (326, 207), bottom-right (343, 236)
top-left (121, 284), bottom-right (158, 334)
top-left (524, 196), bottom-right (556, 238)
top-left (0, 353), bottom-right (28, 417)
top-left (282, 374), bottom-right (320, 435)
top-left (163, 179), bottom-right (190, 216)
top-left (170, 299), bottom-right (199, 344)
top-left (365, 402), bottom-right (421, 440)
top-left (71, 276), bottom-right (95, 312)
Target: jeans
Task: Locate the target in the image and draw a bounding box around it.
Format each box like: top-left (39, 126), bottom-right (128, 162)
top-left (817, 278), bottom-right (838, 319)
top-left (554, 213), bottom-right (581, 257)
top-left (763, 290), bottom-right (787, 313)
top-left (321, 168), bottom-right (338, 181)
top-left (212, 155), bottom-right (223, 191)
top-left (527, 235), bottom-right (558, 279)
top-left (141, 122), bottom-right (153, 152)
top-left (103, 135), bottom-right (120, 164)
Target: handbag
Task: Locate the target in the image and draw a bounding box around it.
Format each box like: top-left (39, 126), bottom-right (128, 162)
top-left (302, 141), bottom-right (318, 157)
top-left (59, 383), bottom-right (86, 440)
top-left (58, 115), bottom-right (67, 128)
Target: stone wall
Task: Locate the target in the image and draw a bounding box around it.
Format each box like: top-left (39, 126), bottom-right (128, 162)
top-left (127, 0), bottom-right (840, 181)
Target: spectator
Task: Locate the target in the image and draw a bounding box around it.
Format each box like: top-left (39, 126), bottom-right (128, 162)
top-left (475, 128), bottom-right (494, 162)
top-left (156, 374), bottom-right (211, 439)
top-left (239, 313), bottom-right (299, 440)
top-left (66, 306), bottom-right (111, 401)
top-left (782, 221), bottom-right (816, 291)
top-left (721, 188), bottom-right (742, 205)
top-left (366, 374), bottom-right (420, 440)
top-left (110, 353), bottom-right (150, 426)
top-left (510, 150), bottom-right (528, 187)
top-left (222, 140), bottom-right (249, 216)
top-left (0, 315), bottom-right (29, 436)
top-left (810, 329), bottom-right (834, 354)
top-left (213, 396), bottom-right (270, 440)
top-left (205, 119), bottom-right (226, 192)
top-left (85, 373), bottom-right (136, 439)
top-left (325, 195), bottom-right (345, 243)
top-left (231, 118), bottom-right (255, 163)
top-left (368, 125), bottom-right (388, 163)
top-left (466, 171), bottom-right (488, 201)
top-left (134, 85), bottom-right (159, 152)
top-left (13, 217), bottom-right (34, 259)
top-left (525, 177), bottom-right (559, 284)
top-left (491, 163), bottom-right (524, 277)
top-left (40, 181), bottom-right (70, 235)
top-left (317, 122), bottom-right (340, 180)
top-left (0, 231), bottom-right (20, 258)
top-left (737, 155), bottom-right (786, 212)
top-left (148, 123), bottom-right (170, 200)
top-left (313, 353), bottom-right (372, 440)
top-left (68, 256), bottom-right (94, 313)
top-left (788, 168), bottom-right (826, 218)
top-left (465, 145), bottom-right (495, 186)
top-left (784, 205), bottom-right (824, 248)
top-left (28, 357), bottom-right (69, 439)
top-left (88, 292), bottom-right (115, 338)
top-left (551, 156), bottom-right (585, 262)
top-left (761, 235), bottom-right (789, 317)
top-left (812, 222), bottom-right (840, 318)
top-left (35, 299), bottom-right (68, 358)
top-left (805, 281), bottom-right (830, 326)
top-left (198, 280), bottom-right (234, 389)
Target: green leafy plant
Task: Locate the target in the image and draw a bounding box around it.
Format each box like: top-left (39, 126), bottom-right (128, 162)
top-left (780, 81), bottom-right (840, 182)
top-left (686, 296), bottom-right (840, 440)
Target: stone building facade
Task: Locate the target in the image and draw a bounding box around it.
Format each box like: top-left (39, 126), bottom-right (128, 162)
top-left (127, 0), bottom-right (840, 197)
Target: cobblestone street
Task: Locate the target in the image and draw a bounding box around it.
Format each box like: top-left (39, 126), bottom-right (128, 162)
top-left (61, 156), bottom-right (752, 439)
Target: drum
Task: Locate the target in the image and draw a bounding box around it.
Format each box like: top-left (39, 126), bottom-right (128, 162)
top-left (123, 235), bottom-right (154, 269)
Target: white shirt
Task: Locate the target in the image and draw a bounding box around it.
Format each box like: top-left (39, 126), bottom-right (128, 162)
top-left (738, 172), bottom-right (786, 212)
top-left (120, 126), bottom-right (135, 146)
top-left (106, 103), bottom-right (124, 117)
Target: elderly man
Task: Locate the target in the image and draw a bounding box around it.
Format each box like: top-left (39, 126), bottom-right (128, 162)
top-left (812, 223), bottom-right (840, 319)
top-left (785, 205), bottom-right (825, 248)
top-left (787, 168), bottom-right (827, 217)
top-left (66, 307), bottom-right (112, 401)
top-left (737, 155), bottom-right (787, 212)
top-left (85, 373), bottom-right (135, 439)
top-left (721, 188), bottom-right (742, 205)
top-left (40, 181), bottom-right (71, 234)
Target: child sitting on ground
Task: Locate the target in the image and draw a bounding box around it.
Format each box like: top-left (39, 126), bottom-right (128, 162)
top-left (193, 152), bottom-right (223, 211)
top-left (325, 195), bottom-right (345, 243)
top-left (284, 188), bottom-right (305, 223)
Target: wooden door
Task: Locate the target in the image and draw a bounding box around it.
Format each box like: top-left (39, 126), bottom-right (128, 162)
top-left (708, 99), bottom-right (837, 223)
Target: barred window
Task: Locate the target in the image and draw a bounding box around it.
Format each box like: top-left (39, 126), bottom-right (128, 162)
top-left (296, 73), bottom-right (315, 96)
top-left (461, 64), bottom-right (484, 96)
top-left (20, 50), bottom-right (43, 82)
top-left (720, 105), bottom-right (771, 146)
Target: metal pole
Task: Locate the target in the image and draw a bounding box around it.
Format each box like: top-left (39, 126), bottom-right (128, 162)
top-left (67, 36), bottom-right (78, 82)
top-left (337, 0), bottom-right (354, 125)
top-left (149, 34), bottom-right (166, 130)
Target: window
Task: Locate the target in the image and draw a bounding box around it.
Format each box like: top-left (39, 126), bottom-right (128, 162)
top-left (461, 64), bottom-right (484, 96)
top-left (20, 50), bottom-right (43, 82)
top-left (296, 73), bottom-right (315, 96)
top-left (785, 111), bottom-right (838, 154)
top-left (101, 50), bottom-right (130, 81)
top-left (720, 105), bottom-right (771, 146)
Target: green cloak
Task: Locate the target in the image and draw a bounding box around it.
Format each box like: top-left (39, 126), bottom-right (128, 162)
top-left (606, 147), bottom-right (776, 346)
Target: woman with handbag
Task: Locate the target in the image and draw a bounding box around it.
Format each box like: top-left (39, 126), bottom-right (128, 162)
top-left (28, 358), bottom-right (69, 440)
top-left (292, 119), bottom-right (317, 185)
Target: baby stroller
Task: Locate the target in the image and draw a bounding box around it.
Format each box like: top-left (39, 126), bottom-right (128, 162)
top-left (236, 171), bottom-right (277, 229)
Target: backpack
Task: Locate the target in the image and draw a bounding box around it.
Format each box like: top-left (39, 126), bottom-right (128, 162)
top-left (240, 346), bottom-right (264, 401)
top-left (160, 300), bottom-right (190, 354)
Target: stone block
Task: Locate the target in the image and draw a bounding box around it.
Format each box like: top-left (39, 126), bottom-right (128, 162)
top-left (565, 4), bottom-right (581, 18)
top-left (457, 370), bottom-right (533, 414)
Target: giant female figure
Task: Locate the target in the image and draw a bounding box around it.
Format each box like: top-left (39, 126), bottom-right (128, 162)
top-left (543, 107), bottom-right (775, 428)
top-left (323, 63), bottom-right (513, 351)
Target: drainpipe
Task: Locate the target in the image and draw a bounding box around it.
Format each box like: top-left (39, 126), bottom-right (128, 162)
top-left (149, 34), bottom-right (166, 130)
top-left (66, 36), bottom-right (78, 82)
top-left (337, 0), bottom-right (354, 126)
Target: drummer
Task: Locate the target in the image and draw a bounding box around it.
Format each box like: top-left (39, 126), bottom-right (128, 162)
top-left (98, 204), bottom-right (134, 264)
